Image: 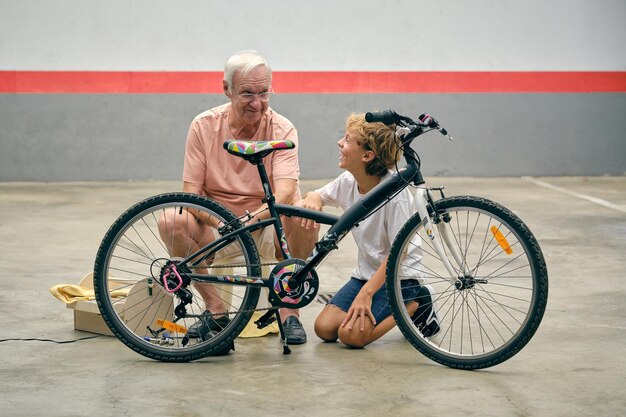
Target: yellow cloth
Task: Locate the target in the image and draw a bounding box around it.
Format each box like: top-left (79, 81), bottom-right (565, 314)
top-left (49, 284), bottom-right (129, 304)
top-left (238, 310), bottom-right (279, 338)
top-left (52, 269), bottom-right (277, 339)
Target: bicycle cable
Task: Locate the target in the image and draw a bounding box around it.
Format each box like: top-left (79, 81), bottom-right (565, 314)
top-left (0, 336), bottom-right (100, 344)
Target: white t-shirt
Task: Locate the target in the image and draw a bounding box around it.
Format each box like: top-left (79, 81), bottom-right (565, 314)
top-left (316, 171), bottom-right (422, 281)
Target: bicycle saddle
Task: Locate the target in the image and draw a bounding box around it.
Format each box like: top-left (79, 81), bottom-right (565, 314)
top-left (223, 139), bottom-right (295, 158)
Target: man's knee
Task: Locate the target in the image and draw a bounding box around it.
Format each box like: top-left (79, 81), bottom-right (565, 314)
top-left (158, 208), bottom-right (202, 237)
top-left (283, 211), bottom-right (318, 245)
top-left (157, 210), bottom-right (177, 238)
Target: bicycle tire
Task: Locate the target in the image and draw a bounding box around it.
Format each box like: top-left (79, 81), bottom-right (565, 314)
top-left (93, 192), bottom-right (261, 361)
top-left (386, 196), bottom-right (548, 369)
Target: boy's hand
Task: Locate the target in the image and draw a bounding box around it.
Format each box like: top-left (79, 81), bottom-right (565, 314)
top-left (342, 291), bottom-right (376, 331)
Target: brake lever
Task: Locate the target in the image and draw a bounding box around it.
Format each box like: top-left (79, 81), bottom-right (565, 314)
top-left (395, 126), bottom-right (412, 139)
top-left (420, 113), bottom-right (452, 140)
top-left (438, 126), bottom-right (453, 141)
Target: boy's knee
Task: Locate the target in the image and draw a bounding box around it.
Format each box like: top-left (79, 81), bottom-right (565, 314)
top-left (338, 335), bottom-right (367, 349)
top-left (338, 327), bottom-right (369, 349)
top-left (314, 319), bottom-right (337, 342)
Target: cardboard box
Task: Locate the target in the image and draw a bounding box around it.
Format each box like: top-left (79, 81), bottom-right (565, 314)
top-left (68, 299), bottom-right (113, 336)
top-left (65, 272), bottom-right (115, 335)
top-left (66, 272), bottom-right (173, 337)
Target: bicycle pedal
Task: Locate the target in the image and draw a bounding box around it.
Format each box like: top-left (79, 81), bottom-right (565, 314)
top-left (254, 310), bottom-right (277, 329)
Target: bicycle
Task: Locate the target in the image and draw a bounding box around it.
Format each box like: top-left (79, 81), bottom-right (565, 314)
top-left (93, 110), bottom-right (548, 369)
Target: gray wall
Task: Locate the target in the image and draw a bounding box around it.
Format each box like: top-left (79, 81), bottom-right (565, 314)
top-left (2, 0), bottom-right (624, 71)
top-left (1, 93), bottom-right (624, 180)
top-left (1, 0), bottom-right (625, 180)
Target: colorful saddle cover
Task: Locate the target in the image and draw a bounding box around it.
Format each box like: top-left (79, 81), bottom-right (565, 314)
top-left (224, 139), bottom-right (295, 156)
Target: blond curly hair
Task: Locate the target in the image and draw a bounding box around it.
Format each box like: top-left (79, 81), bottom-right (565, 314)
top-left (346, 113), bottom-right (400, 177)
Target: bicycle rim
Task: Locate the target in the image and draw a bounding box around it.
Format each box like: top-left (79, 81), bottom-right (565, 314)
top-left (387, 196), bottom-right (548, 369)
top-left (93, 193), bottom-right (261, 361)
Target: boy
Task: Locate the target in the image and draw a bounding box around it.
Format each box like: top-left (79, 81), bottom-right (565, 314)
top-left (300, 114), bottom-right (440, 348)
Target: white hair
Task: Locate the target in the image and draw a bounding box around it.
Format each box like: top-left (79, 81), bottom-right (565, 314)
top-left (223, 50), bottom-right (272, 91)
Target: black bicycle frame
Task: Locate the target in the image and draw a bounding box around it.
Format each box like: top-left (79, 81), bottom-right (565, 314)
top-left (185, 148), bottom-right (424, 289)
top-left (287, 159), bottom-right (423, 285)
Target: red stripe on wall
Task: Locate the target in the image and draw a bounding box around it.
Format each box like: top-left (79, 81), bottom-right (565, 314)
top-left (0, 71), bottom-right (625, 93)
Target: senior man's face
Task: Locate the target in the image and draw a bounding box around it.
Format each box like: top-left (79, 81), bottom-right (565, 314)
top-left (227, 65), bottom-right (272, 127)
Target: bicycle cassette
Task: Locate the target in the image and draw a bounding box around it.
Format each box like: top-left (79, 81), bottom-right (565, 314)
top-left (269, 258), bottom-right (319, 308)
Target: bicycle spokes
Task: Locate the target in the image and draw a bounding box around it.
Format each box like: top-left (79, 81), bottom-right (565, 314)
top-left (387, 196), bottom-right (548, 369)
top-left (94, 193), bottom-right (263, 361)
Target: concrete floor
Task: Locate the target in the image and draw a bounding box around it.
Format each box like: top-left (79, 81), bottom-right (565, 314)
top-left (0, 177), bottom-right (625, 417)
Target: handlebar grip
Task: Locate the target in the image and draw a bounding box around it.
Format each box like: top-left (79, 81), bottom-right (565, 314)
top-left (419, 113), bottom-right (448, 136)
top-left (365, 110), bottom-right (399, 125)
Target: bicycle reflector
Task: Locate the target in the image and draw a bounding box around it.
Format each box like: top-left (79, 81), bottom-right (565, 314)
top-left (490, 226), bottom-right (513, 255)
top-left (157, 319), bottom-right (188, 335)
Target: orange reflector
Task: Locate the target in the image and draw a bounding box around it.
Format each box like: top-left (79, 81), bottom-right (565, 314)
top-left (490, 226), bottom-right (513, 255)
top-left (157, 319), bottom-right (188, 334)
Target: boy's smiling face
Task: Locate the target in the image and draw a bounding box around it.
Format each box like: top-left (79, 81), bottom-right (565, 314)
top-left (337, 129), bottom-right (373, 173)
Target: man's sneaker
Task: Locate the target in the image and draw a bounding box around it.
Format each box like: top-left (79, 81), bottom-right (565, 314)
top-left (411, 285), bottom-right (441, 338)
top-left (282, 316), bottom-right (307, 345)
top-left (187, 311), bottom-right (234, 355)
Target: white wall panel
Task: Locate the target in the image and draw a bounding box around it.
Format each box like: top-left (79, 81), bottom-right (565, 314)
top-left (1, 0), bottom-right (624, 71)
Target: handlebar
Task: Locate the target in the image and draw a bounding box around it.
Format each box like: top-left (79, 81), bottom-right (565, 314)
top-left (364, 110), bottom-right (401, 125)
top-left (365, 110), bottom-right (451, 139)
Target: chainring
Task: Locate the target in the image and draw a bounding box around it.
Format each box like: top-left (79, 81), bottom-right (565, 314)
top-left (269, 258), bottom-right (319, 308)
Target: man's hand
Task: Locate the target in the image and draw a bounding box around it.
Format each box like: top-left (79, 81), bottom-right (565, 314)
top-left (182, 181), bottom-right (222, 228)
top-left (299, 192), bottom-right (323, 230)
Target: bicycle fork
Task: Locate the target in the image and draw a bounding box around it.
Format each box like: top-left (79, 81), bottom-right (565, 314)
top-left (414, 188), bottom-right (468, 286)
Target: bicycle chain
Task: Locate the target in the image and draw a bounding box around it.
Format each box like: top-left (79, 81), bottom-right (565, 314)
top-left (188, 261), bottom-right (281, 317)
top-left (198, 261), bottom-right (279, 270)
top-left (220, 305), bottom-right (279, 317)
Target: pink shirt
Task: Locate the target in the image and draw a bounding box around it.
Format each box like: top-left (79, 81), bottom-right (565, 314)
top-left (183, 103), bottom-right (300, 216)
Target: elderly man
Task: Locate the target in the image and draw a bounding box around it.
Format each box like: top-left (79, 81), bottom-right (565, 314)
top-left (161, 50), bottom-right (315, 347)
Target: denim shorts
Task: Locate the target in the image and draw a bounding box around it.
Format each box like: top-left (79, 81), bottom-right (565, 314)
top-left (328, 277), bottom-right (421, 326)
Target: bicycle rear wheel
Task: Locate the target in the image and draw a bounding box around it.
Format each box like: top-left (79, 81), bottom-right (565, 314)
top-left (93, 192), bottom-right (261, 361)
top-left (386, 196), bottom-right (548, 369)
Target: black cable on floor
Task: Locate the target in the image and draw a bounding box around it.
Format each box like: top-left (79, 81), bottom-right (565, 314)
top-left (0, 336), bottom-right (100, 344)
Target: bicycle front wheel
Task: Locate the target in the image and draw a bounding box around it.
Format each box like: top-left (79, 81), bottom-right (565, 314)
top-left (93, 192), bottom-right (261, 361)
top-left (386, 196), bottom-right (548, 369)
